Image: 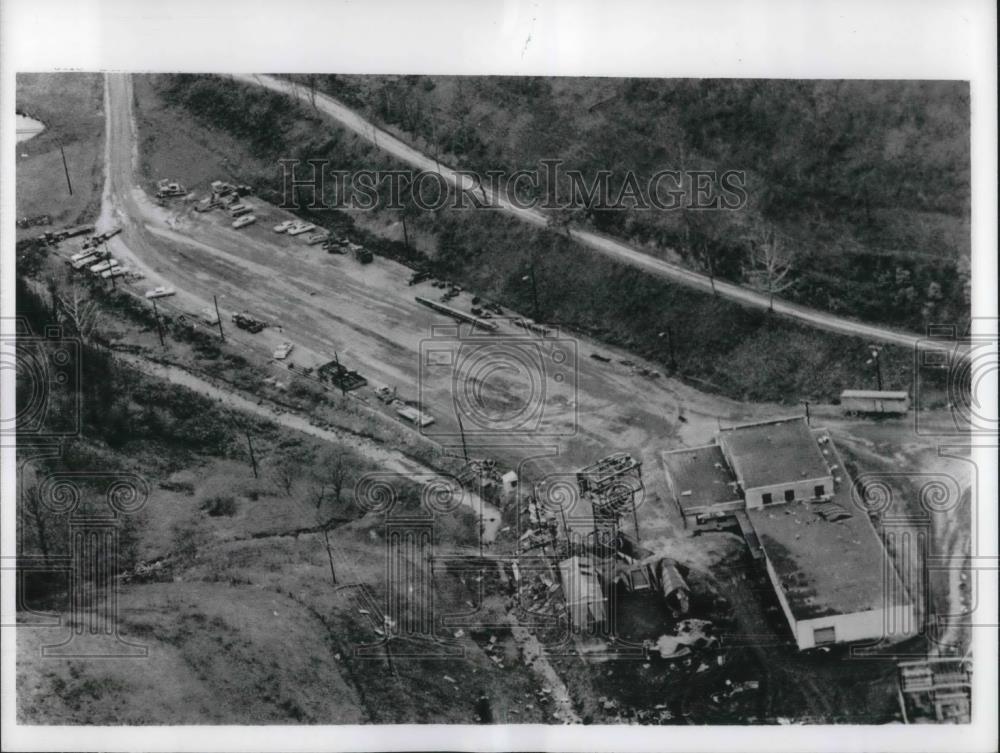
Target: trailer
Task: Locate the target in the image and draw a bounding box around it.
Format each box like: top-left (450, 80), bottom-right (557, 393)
top-left (88, 258), bottom-right (118, 275)
top-left (840, 390), bottom-right (910, 416)
top-left (81, 227), bottom-right (122, 250)
top-left (40, 224), bottom-right (94, 244)
top-left (415, 296), bottom-right (499, 331)
top-left (396, 404), bottom-right (435, 428)
top-left (102, 264), bottom-right (128, 279)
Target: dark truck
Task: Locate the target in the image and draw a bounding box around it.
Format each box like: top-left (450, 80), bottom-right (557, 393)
top-left (39, 224), bottom-right (94, 244)
top-left (231, 312), bottom-right (266, 333)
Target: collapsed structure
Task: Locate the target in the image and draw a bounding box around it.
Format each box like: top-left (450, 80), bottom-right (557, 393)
top-left (663, 416), bottom-right (915, 651)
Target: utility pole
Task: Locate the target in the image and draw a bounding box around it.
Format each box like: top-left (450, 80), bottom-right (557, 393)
top-left (107, 245), bottom-right (117, 290)
top-left (631, 494), bottom-right (640, 543)
top-left (58, 139), bottom-right (73, 195)
top-left (245, 432), bottom-right (258, 478)
top-left (704, 242), bottom-right (717, 296)
top-left (869, 346), bottom-right (884, 391)
top-left (213, 295), bottom-right (225, 341)
top-left (659, 329), bottom-right (677, 371)
top-left (803, 400), bottom-right (811, 425)
top-left (151, 299), bottom-right (165, 346)
top-left (334, 351), bottom-right (346, 397)
top-left (523, 266), bottom-right (540, 321)
top-left (455, 408), bottom-right (469, 463)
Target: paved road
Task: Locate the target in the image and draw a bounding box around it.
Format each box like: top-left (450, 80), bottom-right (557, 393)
top-left (235, 74), bottom-right (928, 350)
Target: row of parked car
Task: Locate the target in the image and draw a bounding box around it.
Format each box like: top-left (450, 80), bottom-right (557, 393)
top-left (272, 219), bottom-right (326, 243)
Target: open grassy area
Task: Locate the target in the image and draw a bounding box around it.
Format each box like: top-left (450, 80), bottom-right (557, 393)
top-left (15, 73), bottom-right (105, 235)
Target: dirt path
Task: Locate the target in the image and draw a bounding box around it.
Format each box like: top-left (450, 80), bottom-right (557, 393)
top-left (115, 352), bottom-right (503, 542)
top-left (505, 614), bottom-right (581, 723)
top-left (235, 73), bottom-right (930, 350)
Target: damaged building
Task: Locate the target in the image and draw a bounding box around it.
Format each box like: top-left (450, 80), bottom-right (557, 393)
top-left (663, 416), bottom-right (916, 651)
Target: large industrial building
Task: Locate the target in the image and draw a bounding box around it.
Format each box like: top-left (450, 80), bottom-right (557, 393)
top-left (663, 416), bottom-right (916, 651)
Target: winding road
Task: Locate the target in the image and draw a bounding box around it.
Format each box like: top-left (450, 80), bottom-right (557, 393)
top-left (235, 74), bottom-right (929, 350)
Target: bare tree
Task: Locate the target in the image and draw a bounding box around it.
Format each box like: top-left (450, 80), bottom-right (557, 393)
top-left (743, 224), bottom-right (795, 312)
top-left (304, 74), bottom-right (319, 111)
top-left (57, 284), bottom-right (103, 341)
top-left (271, 454), bottom-right (300, 497)
top-left (306, 450), bottom-right (351, 586)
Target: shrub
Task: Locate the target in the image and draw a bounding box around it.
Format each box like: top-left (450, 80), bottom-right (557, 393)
top-left (201, 494), bottom-right (238, 517)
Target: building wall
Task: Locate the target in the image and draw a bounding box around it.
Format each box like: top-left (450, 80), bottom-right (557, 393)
top-left (744, 475), bottom-right (832, 509)
top-left (794, 603), bottom-right (916, 650)
top-left (763, 554), bottom-right (916, 650)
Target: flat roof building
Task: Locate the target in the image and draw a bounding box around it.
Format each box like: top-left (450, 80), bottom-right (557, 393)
top-left (718, 417), bottom-right (833, 508)
top-left (662, 417), bottom-right (915, 650)
top-left (661, 444), bottom-right (743, 530)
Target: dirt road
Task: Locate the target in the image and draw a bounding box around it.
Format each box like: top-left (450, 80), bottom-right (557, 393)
top-left (90, 72), bottom-right (803, 547)
top-left (234, 73), bottom-right (930, 350)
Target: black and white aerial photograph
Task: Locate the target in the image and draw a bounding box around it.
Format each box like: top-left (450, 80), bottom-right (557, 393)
top-left (2, 2), bottom-right (996, 753)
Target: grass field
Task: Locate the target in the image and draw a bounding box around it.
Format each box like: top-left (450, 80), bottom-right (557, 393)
top-left (15, 73), bottom-right (105, 235)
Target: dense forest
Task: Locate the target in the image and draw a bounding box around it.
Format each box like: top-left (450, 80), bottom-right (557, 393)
top-left (301, 75), bottom-right (971, 333)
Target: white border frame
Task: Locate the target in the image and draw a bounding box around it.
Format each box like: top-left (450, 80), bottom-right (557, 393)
top-left (2, 1), bottom-right (996, 751)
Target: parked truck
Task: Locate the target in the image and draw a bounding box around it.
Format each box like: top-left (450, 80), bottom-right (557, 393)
top-left (231, 312), bottom-right (266, 333)
top-left (40, 224), bottom-right (94, 244)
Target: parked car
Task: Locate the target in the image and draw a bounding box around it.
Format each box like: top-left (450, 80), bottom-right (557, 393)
top-left (273, 220), bottom-right (295, 233)
top-left (232, 214), bottom-right (257, 229)
top-left (229, 204), bottom-right (252, 217)
top-left (144, 286), bottom-right (176, 299)
top-left (304, 230), bottom-right (330, 245)
top-left (272, 342), bottom-right (294, 360)
top-left (287, 222), bottom-right (316, 236)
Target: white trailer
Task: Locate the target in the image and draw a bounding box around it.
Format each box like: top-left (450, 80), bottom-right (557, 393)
top-left (88, 258), bottom-right (117, 275)
top-left (840, 390), bottom-right (910, 416)
top-left (69, 250), bottom-right (102, 269)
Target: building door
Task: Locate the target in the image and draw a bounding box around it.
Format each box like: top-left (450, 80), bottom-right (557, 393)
top-left (813, 626), bottom-right (836, 645)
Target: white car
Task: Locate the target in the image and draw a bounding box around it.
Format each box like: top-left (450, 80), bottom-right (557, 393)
top-left (145, 286), bottom-right (176, 299)
top-left (272, 342), bottom-right (294, 360)
top-left (304, 230), bottom-right (330, 245)
top-left (273, 220), bottom-right (295, 233)
top-left (287, 222), bottom-right (316, 236)
top-left (232, 214), bottom-right (257, 229)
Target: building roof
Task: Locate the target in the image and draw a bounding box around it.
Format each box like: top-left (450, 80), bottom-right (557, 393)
top-left (661, 444), bottom-right (741, 515)
top-left (718, 416), bottom-right (831, 491)
top-left (747, 430), bottom-right (911, 620)
top-left (840, 390), bottom-right (910, 400)
top-left (558, 556), bottom-right (606, 624)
